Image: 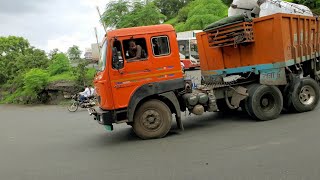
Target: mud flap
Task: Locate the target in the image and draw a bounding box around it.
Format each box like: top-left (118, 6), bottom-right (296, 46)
top-left (160, 91), bottom-right (184, 131)
top-left (176, 116), bottom-right (184, 131)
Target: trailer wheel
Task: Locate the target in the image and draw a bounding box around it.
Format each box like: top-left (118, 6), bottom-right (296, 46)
top-left (247, 85), bottom-right (283, 121)
top-left (133, 99), bottom-right (172, 140)
top-left (289, 78), bottom-right (320, 113)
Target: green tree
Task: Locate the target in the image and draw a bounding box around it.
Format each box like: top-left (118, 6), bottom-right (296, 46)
top-left (48, 53), bottom-right (71, 76)
top-left (173, 0), bottom-right (228, 31)
top-left (23, 68), bottom-right (49, 95)
top-left (102, 0), bottom-right (130, 28)
top-left (73, 60), bottom-right (89, 86)
top-left (67, 45), bottom-right (82, 63)
top-left (118, 1), bottom-right (166, 28)
top-left (102, 0), bottom-right (166, 29)
top-left (48, 48), bottom-right (60, 60)
top-left (0, 36), bottom-right (49, 85)
top-left (154, 0), bottom-right (193, 20)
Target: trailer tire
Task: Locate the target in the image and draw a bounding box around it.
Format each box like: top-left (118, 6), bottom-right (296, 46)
top-left (247, 85), bottom-right (283, 121)
top-left (289, 78), bottom-right (320, 113)
top-left (133, 99), bottom-right (172, 140)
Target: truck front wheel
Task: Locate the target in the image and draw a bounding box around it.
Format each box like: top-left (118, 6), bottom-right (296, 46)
top-left (133, 99), bottom-right (172, 139)
top-left (246, 85), bottom-right (283, 121)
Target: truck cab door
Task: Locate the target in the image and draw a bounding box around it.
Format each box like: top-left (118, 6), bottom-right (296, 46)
top-left (110, 37), bottom-right (152, 109)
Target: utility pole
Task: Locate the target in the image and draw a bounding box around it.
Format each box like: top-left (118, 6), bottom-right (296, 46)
top-left (94, 27), bottom-right (101, 57)
top-left (96, 6), bottom-right (107, 33)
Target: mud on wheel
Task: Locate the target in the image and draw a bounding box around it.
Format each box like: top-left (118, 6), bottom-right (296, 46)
top-left (133, 99), bottom-right (172, 140)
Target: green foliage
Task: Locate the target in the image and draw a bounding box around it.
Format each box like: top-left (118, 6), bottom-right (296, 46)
top-left (174, 0), bottom-right (228, 31)
top-left (67, 45), bottom-right (82, 63)
top-left (2, 68), bottom-right (49, 104)
top-left (48, 48), bottom-right (60, 60)
top-left (73, 60), bottom-right (89, 86)
top-left (221, 0), bottom-right (232, 6)
top-left (86, 68), bottom-right (97, 83)
top-left (0, 36), bottom-right (49, 85)
top-left (292, 0), bottom-right (320, 14)
top-left (48, 72), bottom-right (75, 83)
top-left (102, 0), bottom-right (166, 29)
top-left (292, 0), bottom-right (319, 8)
top-left (154, 0), bottom-right (194, 20)
top-left (0, 36), bottom-right (96, 104)
top-left (102, 0), bottom-right (130, 28)
top-left (24, 68), bottom-right (49, 94)
top-left (48, 53), bottom-right (70, 76)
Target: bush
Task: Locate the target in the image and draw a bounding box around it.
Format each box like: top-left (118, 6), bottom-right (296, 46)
top-left (48, 72), bottom-right (76, 83)
top-left (86, 68), bottom-right (97, 84)
top-left (48, 53), bottom-right (71, 76)
top-left (24, 69), bottom-right (49, 93)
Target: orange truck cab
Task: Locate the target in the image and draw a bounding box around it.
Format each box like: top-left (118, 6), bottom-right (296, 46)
top-left (90, 25), bottom-right (187, 138)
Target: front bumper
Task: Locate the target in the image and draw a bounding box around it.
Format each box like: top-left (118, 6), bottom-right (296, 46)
top-left (88, 107), bottom-right (115, 126)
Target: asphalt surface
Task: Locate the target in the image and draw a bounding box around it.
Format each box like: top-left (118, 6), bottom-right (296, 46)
top-left (1, 70), bottom-right (320, 180)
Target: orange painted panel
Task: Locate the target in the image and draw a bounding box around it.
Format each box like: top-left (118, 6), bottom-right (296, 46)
top-left (197, 14), bottom-right (320, 73)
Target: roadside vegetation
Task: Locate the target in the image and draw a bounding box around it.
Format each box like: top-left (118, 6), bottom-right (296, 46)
top-left (0, 36), bottom-right (96, 104)
top-left (102, 0), bottom-right (319, 32)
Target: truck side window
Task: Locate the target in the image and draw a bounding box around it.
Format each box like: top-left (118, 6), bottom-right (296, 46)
top-left (123, 38), bottom-right (148, 62)
top-left (112, 40), bottom-right (124, 69)
top-left (151, 36), bottom-right (170, 56)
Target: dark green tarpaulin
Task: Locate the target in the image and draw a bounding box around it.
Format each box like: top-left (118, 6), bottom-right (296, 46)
top-left (203, 14), bottom-right (252, 32)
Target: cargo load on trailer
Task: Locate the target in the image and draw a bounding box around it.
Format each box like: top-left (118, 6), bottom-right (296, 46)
top-left (228, 0), bottom-right (313, 18)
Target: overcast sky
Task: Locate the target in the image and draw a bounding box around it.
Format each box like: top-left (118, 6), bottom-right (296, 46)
top-left (0, 0), bottom-right (108, 54)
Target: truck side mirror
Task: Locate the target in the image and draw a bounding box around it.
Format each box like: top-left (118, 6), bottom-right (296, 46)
top-left (112, 47), bottom-right (120, 69)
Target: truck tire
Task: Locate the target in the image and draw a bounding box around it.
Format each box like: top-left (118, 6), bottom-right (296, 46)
top-left (243, 84), bottom-right (260, 118)
top-left (133, 99), bottom-right (172, 140)
top-left (247, 85), bottom-right (283, 121)
top-left (289, 78), bottom-right (320, 113)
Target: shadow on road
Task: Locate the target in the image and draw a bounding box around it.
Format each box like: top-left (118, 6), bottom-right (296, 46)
top-left (85, 110), bottom-right (259, 146)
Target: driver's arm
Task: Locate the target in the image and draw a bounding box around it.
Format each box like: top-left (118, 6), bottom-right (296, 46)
top-left (127, 45), bottom-right (142, 61)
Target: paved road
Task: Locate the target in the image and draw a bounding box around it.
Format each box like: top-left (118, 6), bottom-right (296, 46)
top-left (1, 70), bottom-right (320, 180)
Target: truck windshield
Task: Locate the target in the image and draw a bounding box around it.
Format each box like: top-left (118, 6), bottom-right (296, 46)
top-left (98, 41), bottom-right (107, 71)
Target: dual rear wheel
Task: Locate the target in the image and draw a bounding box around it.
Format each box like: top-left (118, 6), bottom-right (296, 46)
top-left (243, 78), bottom-right (320, 121)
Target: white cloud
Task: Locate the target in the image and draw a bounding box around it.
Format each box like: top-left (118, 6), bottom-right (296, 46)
top-left (0, 0), bottom-right (109, 54)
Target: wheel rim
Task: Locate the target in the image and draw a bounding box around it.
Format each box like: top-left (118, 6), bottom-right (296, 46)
top-left (260, 93), bottom-right (276, 111)
top-left (141, 109), bottom-right (163, 131)
top-left (299, 85), bottom-right (316, 105)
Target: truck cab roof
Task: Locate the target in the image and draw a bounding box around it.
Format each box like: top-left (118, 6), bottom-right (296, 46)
top-left (106, 24), bottom-right (175, 38)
